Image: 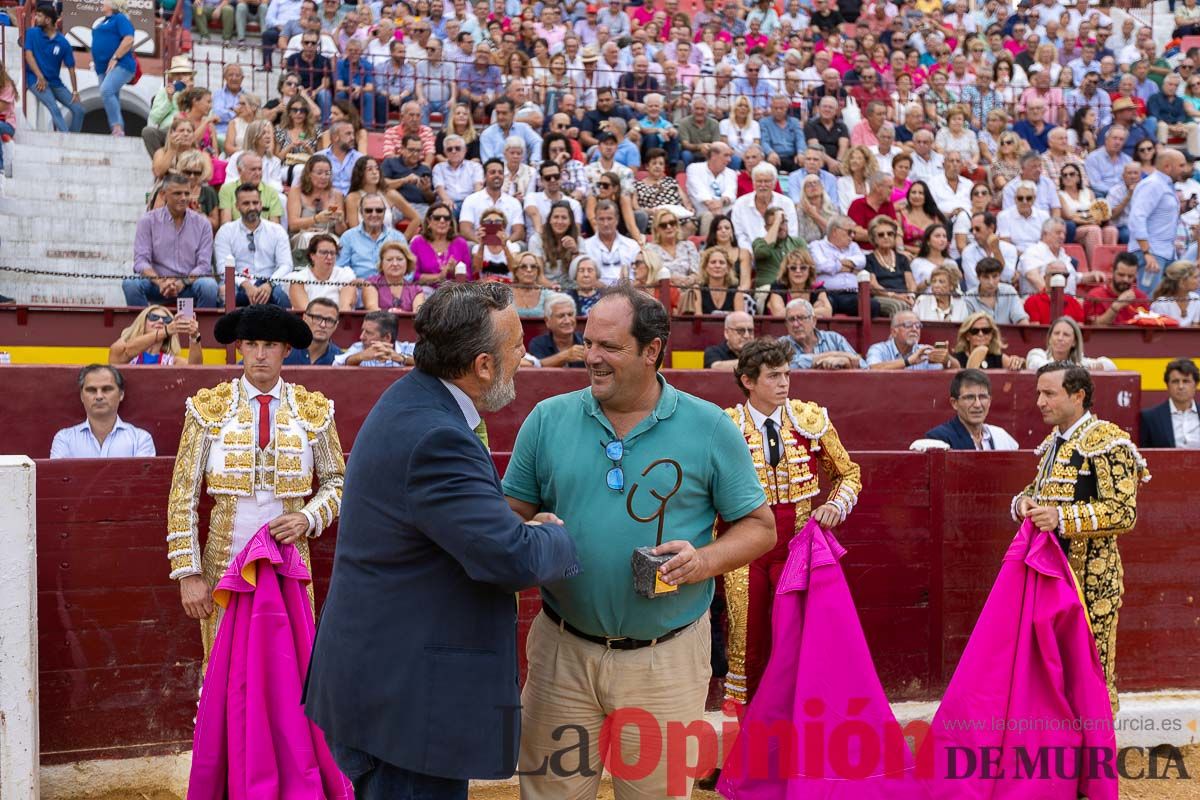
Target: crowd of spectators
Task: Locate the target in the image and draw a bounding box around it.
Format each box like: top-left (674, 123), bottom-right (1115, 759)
top-left (19, 0), bottom-right (1200, 353)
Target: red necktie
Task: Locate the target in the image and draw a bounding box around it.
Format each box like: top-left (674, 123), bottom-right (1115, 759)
top-left (256, 395), bottom-right (273, 450)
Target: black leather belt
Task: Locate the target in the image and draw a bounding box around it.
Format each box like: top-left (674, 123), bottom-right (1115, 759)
top-left (542, 604), bottom-right (693, 650)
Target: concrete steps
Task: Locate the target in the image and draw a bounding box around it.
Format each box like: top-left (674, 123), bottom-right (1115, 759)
top-left (0, 130), bottom-right (152, 306)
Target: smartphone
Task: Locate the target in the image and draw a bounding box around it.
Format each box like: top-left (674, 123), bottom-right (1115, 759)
top-left (173, 80), bottom-right (187, 93)
top-left (933, 341), bottom-right (948, 351)
top-left (177, 298), bottom-right (194, 319)
top-left (481, 220), bottom-right (502, 246)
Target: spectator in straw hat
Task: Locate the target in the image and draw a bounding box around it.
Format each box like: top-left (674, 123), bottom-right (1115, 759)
top-left (142, 56), bottom-right (198, 155)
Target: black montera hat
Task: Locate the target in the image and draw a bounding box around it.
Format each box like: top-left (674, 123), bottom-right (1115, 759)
top-left (213, 304), bottom-right (313, 349)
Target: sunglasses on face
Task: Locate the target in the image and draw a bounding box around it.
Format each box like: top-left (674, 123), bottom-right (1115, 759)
top-left (285, 80), bottom-right (299, 87)
top-left (182, 169), bottom-right (203, 176)
top-left (658, 219), bottom-right (678, 228)
top-left (1016, 195), bottom-right (1035, 201)
top-left (598, 181), bottom-right (613, 188)
top-left (147, 313), bottom-right (173, 323)
top-left (363, 207), bottom-right (386, 214)
top-left (431, 214), bottom-right (451, 222)
top-left (968, 326), bottom-right (993, 335)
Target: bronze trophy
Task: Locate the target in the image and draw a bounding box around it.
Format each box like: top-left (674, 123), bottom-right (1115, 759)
top-left (628, 458), bottom-right (683, 599)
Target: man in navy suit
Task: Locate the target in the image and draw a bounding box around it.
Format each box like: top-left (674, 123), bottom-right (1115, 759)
top-left (304, 282), bottom-right (580, 799)
top-left (1140, 358), bottom-right (1200, 448)
top-left (924, 369), bottom-right (1020, 451)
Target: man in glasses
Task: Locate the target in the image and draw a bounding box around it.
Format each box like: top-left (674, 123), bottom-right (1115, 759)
top-left (866, 310), bottom-right (951, 370)
top-left (433, 134), bottom-right (484, 213)
top-left (1098, 96), bottom-right (1154, 157)
top-left (124, 173), bottom-right (220, 308)
top-left (336, 191), bottom-right (410, 278)
top-left (284, 31), bottom-right (333, 121)
top-left (718, 337), bottom-right (861, 710)
top-left (524, 161), bottom-right (584, 240)
top-left (503, 285), bottom-right (774, 798)
top-left (283, 298), bottom-right (343, 364)
top-left (703, 310), bottom-right (755, 370)
top-left (923, 369), bottom-right (1019, 450)
top-left (214, 183), bottom-right (294, 307)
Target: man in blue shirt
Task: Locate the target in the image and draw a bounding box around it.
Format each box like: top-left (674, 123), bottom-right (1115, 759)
top-left (284, 298), bottom-right (345, 365)
top-left (24, 4), bottom-right (84, 133)
top-left (759, 96), bottom-right (806, 172)
top-left (1128, 149), bottom-right (1187, 294)
top-left (866, 311), bottom-right (951, 371)
top-left (1148, 74), bottom-right (1199, 158)
top-left (316, 121), bottom-right (362, 195)
top-left (50, 365), bottom-right (155, 459)
top-left (336, 192), bottom-right (407, 278)
top-left (479, 97), bottom-right (542, 162)
top-left (779, 299), bottom-right (866, 370)
top-left (334, 40), bottom-right (378, 128)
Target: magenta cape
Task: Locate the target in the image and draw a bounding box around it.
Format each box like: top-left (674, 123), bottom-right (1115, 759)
top-left (719, 520), bottom-right (925, 799)
top-left (923, 520), bottom-right (1116, 800)
top-left (187, 526), bottom-right (352, 800)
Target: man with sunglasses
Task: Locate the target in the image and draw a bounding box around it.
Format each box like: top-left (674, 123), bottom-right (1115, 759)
top-left (503, 285), bottom-right (774, 798)
top-left (924, 369), bottom-right (1019, 450)
top-left (284, 298), bottom-right (344, 364)
top-left (284, 32), bottom-right (333, 121)
top-left (524, 161), bottom-right (584, 239)
top-left (214, 183), bottom-right (294, 307)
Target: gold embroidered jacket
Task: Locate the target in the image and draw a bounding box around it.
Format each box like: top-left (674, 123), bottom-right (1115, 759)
top-left (726, 400), bottom-right (862, 521)
top-left (166, 379), bottom-right (345, 581)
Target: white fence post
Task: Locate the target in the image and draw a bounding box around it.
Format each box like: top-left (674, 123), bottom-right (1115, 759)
top-left (0, 456), bottom-right (38, 800)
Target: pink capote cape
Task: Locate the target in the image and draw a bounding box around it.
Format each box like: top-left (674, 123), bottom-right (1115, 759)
top-left (922, 520), bottom-right (1116, 800)
top-left (187, 525), bottom-right (352, 800)
top-left (719, 520), bottom-right (925, 799)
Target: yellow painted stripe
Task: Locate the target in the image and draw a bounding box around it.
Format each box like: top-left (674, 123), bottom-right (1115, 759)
top-left (1109, 358), bottom-right (1200, 391)
top-left (670, 350), bottom-right (705, 370)
top-left (0, 346), bottom-right (226, 365)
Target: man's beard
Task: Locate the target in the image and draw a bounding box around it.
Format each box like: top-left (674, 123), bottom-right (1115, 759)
top-left (1112, 280), bottom-right (1131, 293)
top-left (479, 365), bottom-right (517, 412)
top-left (243, 209), bottom-right (261, 225)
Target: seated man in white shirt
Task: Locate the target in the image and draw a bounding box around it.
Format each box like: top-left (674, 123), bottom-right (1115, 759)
top-left (808, 215), bottom-right (880, 317)
top-left (997, 181), bottom-right (1052, 252)
top-left (50, 365), bottom-right (156, 459)
top-left (928, 151), bottom-right (974, 253)
top-left (921, 369), bottom-right (1020, 451)
top-left (333, 310), bottom-right (416, 366)
top-left (684, 141), bottom-right (738, 237)
top-left (961, 211), bottom-right (1019, 291)
top-left (731, 161), bottom-right (798, 250)
top-left (458, 158), bottom-right (527, 243)
top-left (213, 184), bottom-right (295, 306)
top-left (581, 199), bottom-right (641, 284)
top-left (432, 134), bottom-right (484, 213)
top-left (1018, 216), bottom-right (1104, 295)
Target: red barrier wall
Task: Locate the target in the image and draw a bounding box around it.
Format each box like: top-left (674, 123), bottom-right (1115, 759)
top-left (33, 450), bottom-right (1199, 763)
top-left (4, 366), bottom-right (1141, 458)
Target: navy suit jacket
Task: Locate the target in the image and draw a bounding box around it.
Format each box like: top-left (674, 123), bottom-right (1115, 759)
top-left (925, 416), bottom-right (977, 450)
top-left (1140, 400), bottom-right (1194, 448)
top-left (304, 368), bottom-right (579, 780)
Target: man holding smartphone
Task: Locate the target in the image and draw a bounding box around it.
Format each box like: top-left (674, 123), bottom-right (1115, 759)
top-left (865, 311), bottom-right (954, 371)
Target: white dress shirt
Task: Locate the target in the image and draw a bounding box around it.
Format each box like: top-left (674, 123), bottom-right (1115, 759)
top-left (961, 239), bottom-right (1019, 290)
top-left (241, 376), bottom-right (281, 439)
top-left (684, 162), bottom-right (739, 211)
top-left (581, 232), bottom-right (641, 284)
top-left (50, 417), bottom-right (156, 459)
top-left (440, 378), bottom-right (482, 430)
top-left (1171, 401), bottom-right (1200, 449)
top-left (731, 192), bottom-right (799, 250)
top-left (997, 206), bottom-right (1050, 252)
top-left (745, 401), bottom-right (783, 440)
top-left (214, 219), bottom-right (294, 282)
top-left (929, 174), bottom-right (975, 221)
top-left (433, 159), bottom-right (485, 203)
top-left (1019, 241), bottom-right (1078, 296)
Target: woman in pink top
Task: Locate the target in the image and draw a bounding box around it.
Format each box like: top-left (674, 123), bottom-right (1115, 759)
top-left (408, 201), bottom-right (474, 286)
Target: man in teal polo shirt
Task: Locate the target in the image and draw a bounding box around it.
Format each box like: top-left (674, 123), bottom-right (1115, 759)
top-left (504, 284), bottom-right (775, 799)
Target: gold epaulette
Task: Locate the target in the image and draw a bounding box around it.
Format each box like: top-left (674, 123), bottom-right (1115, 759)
top-left (290, 384), bottom-right (334, 433)
top-left (787, 399), bottom-right (831, 440)
top-left (185, 380), bottom-right (238, 427)
top-left (1077, 419), bottom-right (1151, 481)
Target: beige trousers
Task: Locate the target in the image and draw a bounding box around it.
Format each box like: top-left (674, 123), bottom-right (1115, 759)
top-left (518, 610), bottom-right (712, 799)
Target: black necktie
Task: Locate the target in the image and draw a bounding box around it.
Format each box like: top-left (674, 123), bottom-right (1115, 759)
top-left (764, 418), bottom-right (782, 468)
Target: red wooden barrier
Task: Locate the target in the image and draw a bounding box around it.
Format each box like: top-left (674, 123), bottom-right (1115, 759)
top-left (32, 450), bottom-right (1199, 763)
top-left (4, 366), bottom-right (1140, 459)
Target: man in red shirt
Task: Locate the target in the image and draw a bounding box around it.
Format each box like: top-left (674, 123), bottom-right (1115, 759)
top-left (1084, 252), bottom-right (1150, 325)
top-left (1024, 261), bottom-right (1087, 324)
top-left (847, 171), bottom-right (897, 250)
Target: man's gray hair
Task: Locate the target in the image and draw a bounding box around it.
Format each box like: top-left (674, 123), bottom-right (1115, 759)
top-left (785, 298), bottom-right (814, 315)
top-left (544, 292), bottom-right (577, 317)
top-left (413, 282), bottom-right (514, 379)
top-left (751, 161), bottom-right (778, 183)
top-left (867, 171), bottom-right (891, 190)
top-left (594, 199), bottom-right (619, 215)
top-left (504, 135), bottom-right (526, 153)
top-left (1105, 124), bottom-right (1128, 141)
top-left (826, 215), bottom-right (853, 236)
top-left (1015, 179), bottom-right (1038, 195)
top-left (444, 134), bottom-right (465, 148)
top-left (1042, 217), bottom-right (1066, 234)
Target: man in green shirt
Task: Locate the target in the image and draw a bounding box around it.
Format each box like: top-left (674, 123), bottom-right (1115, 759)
top-left (141, 56), bottom-right (195, 156)
top-left (503, 284), bottom-right (775, 799)
top-left (677, 96), bottom-right (722, 169)
top-left (218, 152), bottom-right (284, 225)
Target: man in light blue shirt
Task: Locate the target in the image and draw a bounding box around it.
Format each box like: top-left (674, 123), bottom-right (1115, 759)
top-left (479, 97), bottom-right (543, 162)
top-left (866, 311), bottom-right (950, 371)
top-left (211, 64), bottom-right (244, 138)
top-left (779, 299), bottom-right (866, 369)
top-left (50, 365), bottom-right (156, 459)
top-left (786, 148), bottom-right (840, 206)
top-left (1083, 125), bottom-right (1131, 196)
top-left (1127, 149), bottom-right (1187, 294)
top-left (759, 96), bottom-right (806, 172)
top-left (336, 192), bottom-right (408, 278)
top-left (316, 121), bottom-right (362, 194)
top-left (732, 58), bottom-right (772, 115)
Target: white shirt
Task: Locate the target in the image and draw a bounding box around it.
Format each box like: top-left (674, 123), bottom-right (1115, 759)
top-left (439, 378), bottom-right (482, 431)
top-left (731, 192), bottom-right (799, 250)
top-left (961, 239), bottom-right (1019, 290)
top-left (432, 159), bottom-right (484, 203)
top-left (50, 417), bottom-right (156, 459)
top-left (280, 264), bottom-right (357, 305)
top-left (1149, 294), bottom-right (1200, 327)
top-left (1171, 401), bottom-right (1200, 449)
top-left (1019, 241), bottom-right (1078, 296)
top-left (997, 206), bottom-right (1050, 252)
top-left (975, 424), bottom-right (1020, 451)
top-left (581, 232), bottom-right (641, 284)
top-left (908, 151), bottom-right (944, 183)
top-left (214, 219), bottom-right (294, 282)
top-left (524, 192), bottom-right (584, 231)
top-left (459, 190), bottom-right (525, 235)
top-left (684, 162), bottom-right (739, 211)
top-left (745, 402), bottom-right (784, 444)
top-left (929, 174), bottom-right (975, 221)
top-left (241, 377), bottom-right (281, 441)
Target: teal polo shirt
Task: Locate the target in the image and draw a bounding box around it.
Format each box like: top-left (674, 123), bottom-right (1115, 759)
top-left (502, 375), bottom-right (766, 640)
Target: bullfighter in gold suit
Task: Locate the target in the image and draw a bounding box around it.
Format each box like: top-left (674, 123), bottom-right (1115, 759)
top-left (166, 305), bottom-right (344, 669)
top-left (1014, 362), bottom-right (1149, 712)
top-left (722, 338), bottom-right (862, 705)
